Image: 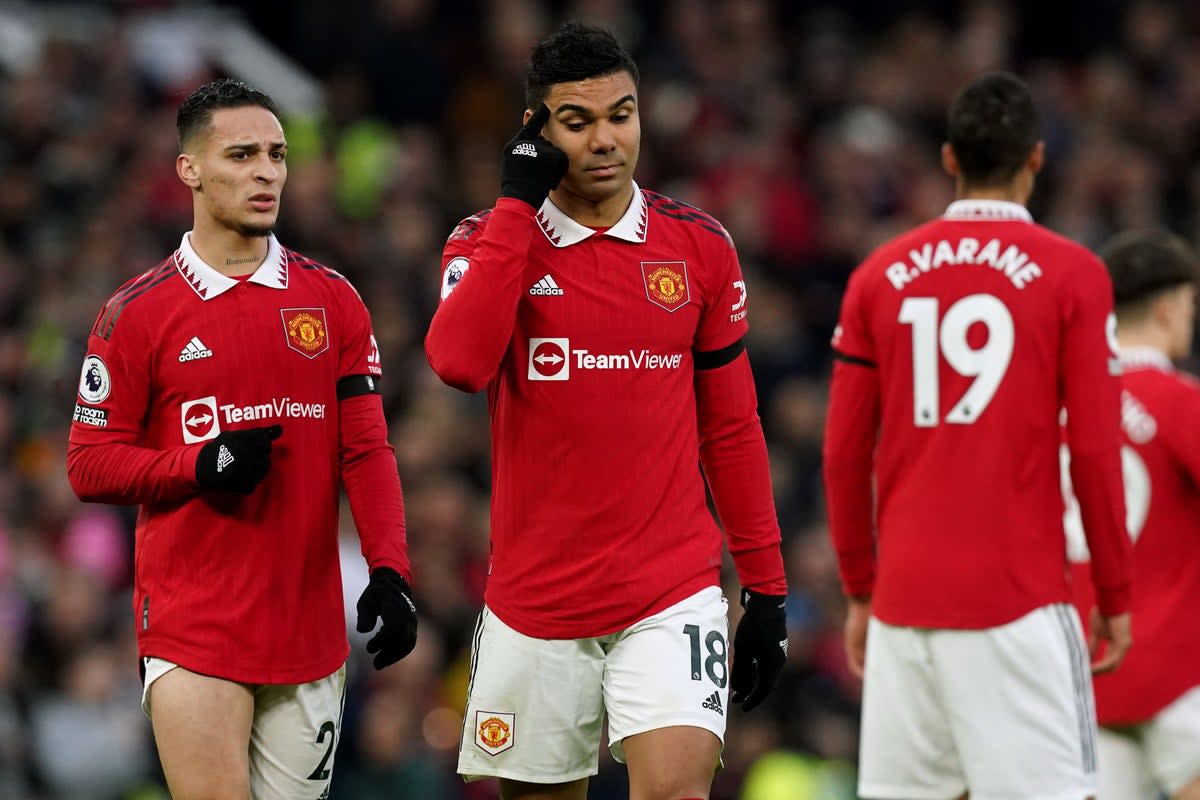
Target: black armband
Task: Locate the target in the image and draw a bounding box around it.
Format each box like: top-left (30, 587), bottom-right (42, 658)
top-left (832, 349), bottom-right (876, 368)
top-left (694, 338), bottom-right (745, 370)
top-left (337, 374), bottom-right (381, 400)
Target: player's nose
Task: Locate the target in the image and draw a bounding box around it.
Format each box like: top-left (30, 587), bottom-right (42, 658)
top-left (589, 123), bottom-right (618, 153)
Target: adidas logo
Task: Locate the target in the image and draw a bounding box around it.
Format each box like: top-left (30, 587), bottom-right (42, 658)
top-left (511, 142), bottom-right (537, 157)
top-left (216, 444), bottom-right (234, 473)
top-left (701, 691), bottom-right (723, 715)
top-left (529, 274), bottom-right (564, 296)
top-left (179, 336), bottom-right (214, 362)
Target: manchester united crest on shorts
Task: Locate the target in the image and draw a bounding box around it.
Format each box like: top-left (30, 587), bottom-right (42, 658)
top-left (280, 308), bottom-right (329, 358)
top-left (475, 711), bottom-right (515, 755)
top-left (641, 261), bottom-right (690, 312)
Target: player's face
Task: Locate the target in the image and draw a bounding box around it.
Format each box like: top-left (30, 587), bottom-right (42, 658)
top-left (539, 71), bottom-right (640, 205)
top-left (182, 106), bottom-right (287, 238)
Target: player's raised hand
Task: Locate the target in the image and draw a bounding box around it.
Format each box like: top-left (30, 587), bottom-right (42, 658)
top-left (356, 566), bottom-right (418, 670)
top-left (1088, 607), bottom-right (1132, 674)
top-left (500, 103), bottom-right (569, 210)
top-left (195, 424), bottom-right (283, 494)
top-left (730, 588), bottom-right (789, 712)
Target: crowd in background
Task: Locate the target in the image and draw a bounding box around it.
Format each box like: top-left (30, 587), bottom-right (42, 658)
top-left (2, 0), bottom-right (1198, 797)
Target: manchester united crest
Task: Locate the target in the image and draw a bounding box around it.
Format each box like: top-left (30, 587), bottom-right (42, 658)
top-left (280, 308), bottom-right (329, 358)
top-left (641, 261), bottom-right (691, 312)
top-left (475, 711), bottom-right (515, 755)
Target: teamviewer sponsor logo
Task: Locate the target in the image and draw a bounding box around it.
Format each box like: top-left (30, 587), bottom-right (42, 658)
top-left (181, 396), bottom-right (220, 444)
top-left (528, 338), bottom-right (569, 380)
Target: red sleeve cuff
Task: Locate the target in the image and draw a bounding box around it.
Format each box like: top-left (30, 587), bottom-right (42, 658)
top-left (731, 544), bottom-right (787, 595)
top-left (1095, 582), bottom-right (1131, 617)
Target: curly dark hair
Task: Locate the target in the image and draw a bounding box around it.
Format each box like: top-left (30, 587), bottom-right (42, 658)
top-left (946, 72), bottom-right (1039, 187)
top-left (176, 77), bottom-right (279, 152)
top-left (525, 21), bottom-right (639, 109)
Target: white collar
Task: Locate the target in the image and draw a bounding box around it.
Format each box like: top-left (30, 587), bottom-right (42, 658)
top-left (1119, 346), bottom-right (1173, 371)
top-left (176, 232), bottom-right (288, 300)
top-left (535, 182), bottom-right (648, 247)
top-left (943, 200), bottom-right (1033, 222)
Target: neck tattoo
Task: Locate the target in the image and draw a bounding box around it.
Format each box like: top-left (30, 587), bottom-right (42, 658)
top-left (225, 256), bottom-right (258, 266)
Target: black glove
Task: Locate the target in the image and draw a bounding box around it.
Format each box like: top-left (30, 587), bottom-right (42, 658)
top-left (730, 588), bottom-right (788, 712)
top-left (500, 103), bottom-right (569, 209)
top-left (356, 567), bottom-right (418, 670)
top-left (195, 425), bottom-right (282, 494)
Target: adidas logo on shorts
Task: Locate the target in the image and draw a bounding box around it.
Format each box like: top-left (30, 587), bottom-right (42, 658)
top-left (702, 691), bottom-right (723, 715)
top-left (528, 274), bottom-right (564, 296)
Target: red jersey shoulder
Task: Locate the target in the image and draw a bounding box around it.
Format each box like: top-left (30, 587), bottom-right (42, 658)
top-left (445, 208), bottom-right (495, 252)
top-left (643, 190), bottom-right (734, 251)
top-left (90, 254), bottom-right (179, 340)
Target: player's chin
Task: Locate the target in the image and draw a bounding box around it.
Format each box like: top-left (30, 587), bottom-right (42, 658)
top-left (236, 217), bottom-right (277, 238)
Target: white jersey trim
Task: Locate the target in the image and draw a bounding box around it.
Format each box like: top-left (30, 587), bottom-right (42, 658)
top-left (943, 199), bottom-right (1033, 222)
top-left (536, 182), bottom-right (649, 248)
top-left (1119, 346), bottom-right (1173, 372)
top-left (176, 232), bottom-right (288, 300)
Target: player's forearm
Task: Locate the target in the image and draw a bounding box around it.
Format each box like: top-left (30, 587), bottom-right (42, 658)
top-left (696, 353), bottom-right (786, 593)
top-left (339, 394), bottom-right (412, 580)
top-left (822, 359), bottom-right (880, 597)
top-left (425, 199), bottom-right (537, 393)
top-left (1070, 448), bottom-right (1132, 615)
top-left (67, 441), bottom-right (200, 505)
top-left (822, 459), bottom-right (876, 596)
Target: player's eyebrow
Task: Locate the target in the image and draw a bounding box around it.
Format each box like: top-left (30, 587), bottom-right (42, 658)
top-left (223, 141), bottom-right (288, 153)
top-left (554, 95), bottom-right (636, 116)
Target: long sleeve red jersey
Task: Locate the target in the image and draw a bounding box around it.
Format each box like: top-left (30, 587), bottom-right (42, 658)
top-left (823, 200), bottom-right (1131, 628)
top-left (1068, 348), bottom-right (1200, 723)
top-left (68, 234), bottom-right (410, 684)
top-left (426, 188), bottom-right (786, 638)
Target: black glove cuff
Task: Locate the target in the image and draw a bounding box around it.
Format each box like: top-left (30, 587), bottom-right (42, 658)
top-left (741, 588), bottom-right (787, 623)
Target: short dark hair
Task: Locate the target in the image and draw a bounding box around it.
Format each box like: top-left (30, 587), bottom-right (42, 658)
top-left (1101, 229), bottom-right (1198, 314)
top-left (946, 72), bottom-right (1039, 187)
top-left (525, 21), bottom-right (639, 109)
top-left (176, 78), bottom-right (279, 152)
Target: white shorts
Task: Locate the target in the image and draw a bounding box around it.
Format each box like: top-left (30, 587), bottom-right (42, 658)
top-left (143, 658), bottom-right (347, 799)
top-left (859, 603), bottom-right (1097, 800)
top-left (1095, 685), bottom-right (1200, 799)
top-left (457, 585), bottom-right (729, 784)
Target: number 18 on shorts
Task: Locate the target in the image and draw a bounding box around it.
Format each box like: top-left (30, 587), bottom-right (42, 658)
top-left (458, 586), bottom-right (731, 784)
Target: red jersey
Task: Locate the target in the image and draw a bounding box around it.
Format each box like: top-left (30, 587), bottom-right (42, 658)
top-left (68, 234), bottom-right (409, 684)
top-left (823, 200), bottom-right (1131, 628)
top-left (1067, 349), bottom-right (1200, 723)
top-left (425, 187), bottom-right (786, 638)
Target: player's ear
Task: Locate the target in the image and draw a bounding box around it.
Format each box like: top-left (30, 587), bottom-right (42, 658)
top-left (177, 152), bottom-right (201, 190)
top-left (1028, 141), bottom-right (1045, 176)
top-left (940, 143), bottom-right (959, 178)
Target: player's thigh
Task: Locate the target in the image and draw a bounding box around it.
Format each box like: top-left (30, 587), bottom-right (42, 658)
top-left (248, 664), bottom-right (347, 800)
top-left (935, 603), bottom-right (1097, 800)
top-left (1143, 686), bottom-right (1200, 798)
top-left (622, 725), bottom-right (722, 800)
top-left (1094, 727), bottom-right (1155, 800)
top-left (857, 618), bottom-right (965, 800)
top-left (498, 777), bottom-right (589, 800)
top-left (458, 606), bottom-right (606, 785)
top-left (603, 585), bottom-right (728, 774)
top-left (146, 659), bottom-right (254, 800)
